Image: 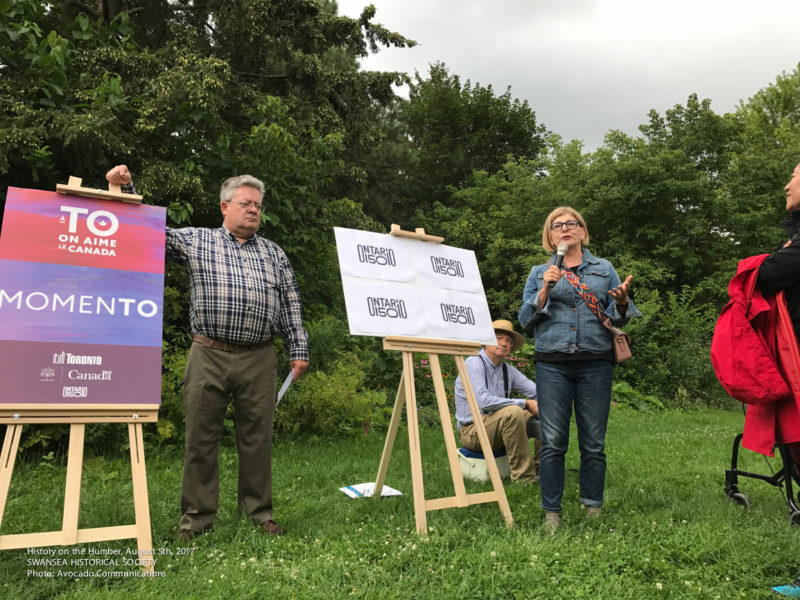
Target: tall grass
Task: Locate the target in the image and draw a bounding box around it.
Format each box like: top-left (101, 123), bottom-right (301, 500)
top-left (0, 408), bottom-right (797, 599)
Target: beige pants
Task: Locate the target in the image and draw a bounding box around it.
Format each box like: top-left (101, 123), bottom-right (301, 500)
top-left (458, 405), bottom-right (537, 482)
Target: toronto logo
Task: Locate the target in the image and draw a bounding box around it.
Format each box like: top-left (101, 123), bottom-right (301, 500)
top-left (57, 205), bottom-right (119, 256)
top-left (53, 352), bottom-right (103, 365)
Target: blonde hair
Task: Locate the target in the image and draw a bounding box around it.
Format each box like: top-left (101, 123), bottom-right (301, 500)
top-left (541, 206), bottom-right (589, 252)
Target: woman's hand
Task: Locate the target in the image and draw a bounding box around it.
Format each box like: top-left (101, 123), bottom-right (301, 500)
top-left (537, 264), bottom-right (563, 309)
top-left (609, 275), bottom-right (633, 305)
top-left (542, 264), bottom-right (563, 287)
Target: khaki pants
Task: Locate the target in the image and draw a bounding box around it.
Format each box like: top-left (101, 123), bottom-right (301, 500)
top-left (458, 405), bottom-right (537, 482)
top-left (179, 341), bottom-right (276, 532)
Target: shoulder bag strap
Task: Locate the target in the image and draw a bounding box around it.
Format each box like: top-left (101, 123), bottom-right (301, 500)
top-left (562, 269), bottom-right (610, 323)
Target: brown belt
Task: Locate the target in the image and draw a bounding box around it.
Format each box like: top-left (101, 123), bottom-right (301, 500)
top-left (192, 334), bottom-right (272, 353)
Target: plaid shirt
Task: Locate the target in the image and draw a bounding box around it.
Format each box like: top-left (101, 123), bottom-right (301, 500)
top-left (122, 183), bottom-right (308, 361)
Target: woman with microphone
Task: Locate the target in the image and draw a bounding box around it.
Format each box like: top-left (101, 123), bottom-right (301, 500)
top-left (519, 206), bottom-right (640, 532)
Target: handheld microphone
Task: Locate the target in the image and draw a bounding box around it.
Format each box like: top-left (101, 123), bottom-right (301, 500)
top-left (548, 242), bottom-right (569, 288)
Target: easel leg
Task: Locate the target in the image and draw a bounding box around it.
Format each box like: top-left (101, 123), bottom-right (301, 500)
top-left (428, 354), bottom-right (467, 505)
top-left (0, 424), bottom-right (23, 527)
top-left (374, 373), bottom-right (405, 497)
top-left (62, 423), bottom-right (85, 544)
top-left (129, 423), bottom-right (154, 574)
top-left (454, 357), bottom-right (513, 527)
top-left (402, 352), bottom-right (428, 535)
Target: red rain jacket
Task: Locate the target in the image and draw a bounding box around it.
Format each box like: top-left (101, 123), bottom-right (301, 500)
top-left (711, 254), bottom-right (800, 455)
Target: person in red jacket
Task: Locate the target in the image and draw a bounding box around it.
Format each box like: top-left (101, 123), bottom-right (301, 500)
top-left (755, 161), bottom-right (800, 462)
top-left (758, 162), bottom-right (800, 346)
top-left (756, 161), bottom-right (800, 599)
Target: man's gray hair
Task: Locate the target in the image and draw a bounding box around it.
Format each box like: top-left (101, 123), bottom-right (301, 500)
top-left (219, 175), bottom-right (265, 203)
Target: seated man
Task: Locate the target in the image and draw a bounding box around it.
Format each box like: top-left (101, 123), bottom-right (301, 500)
top-left (454, 319), bottom-right (540, 483)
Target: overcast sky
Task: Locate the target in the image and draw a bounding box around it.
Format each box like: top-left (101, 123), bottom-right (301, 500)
top-left (336, 0), bottom-right (800, 151)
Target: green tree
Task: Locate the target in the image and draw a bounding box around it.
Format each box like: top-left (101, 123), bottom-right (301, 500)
top-left (402, 62), bottom-right (548, 224)
top-left (0, 0), bottom-right (413, 307)
top-left (581, 97), bottom-right (738, 301)
top-left (0, 0), bottom-right (415, 448)
top-left (719, 64), bottom-right (800, 260)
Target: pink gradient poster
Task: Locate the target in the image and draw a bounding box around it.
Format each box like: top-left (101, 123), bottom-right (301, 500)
top-left (0, 187), bottom-right (166, 405)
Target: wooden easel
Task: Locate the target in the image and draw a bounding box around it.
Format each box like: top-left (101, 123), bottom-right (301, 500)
top-left (0, 178), bottom-right (157, 572)
top-left (0, 407), bottom-right (157, 571)
top-left (372, 226), bottom-right (513, 534)
top-left (56, 176), bottom-right (143, 203)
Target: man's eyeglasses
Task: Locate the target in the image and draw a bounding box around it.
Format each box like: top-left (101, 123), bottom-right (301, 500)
top-left (550, 220), bottom-right (580, 232)
top-left (230, 200), bottom-right (264, 212)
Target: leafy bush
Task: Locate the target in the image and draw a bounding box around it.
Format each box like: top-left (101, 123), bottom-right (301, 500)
top-left (611, 381), bottom-right (665, 411)
top-left (16, 424), bottom-right (68, 454)
top-left (275, 353), bottom-right (388, 437)
top-left (619, 285), bottom-right (731, 408)
top-left (152, 342), bottom-right (189, 445)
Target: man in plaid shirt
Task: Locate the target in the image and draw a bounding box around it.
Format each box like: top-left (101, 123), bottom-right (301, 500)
top-left (107, 165), bottom-right (309, 540)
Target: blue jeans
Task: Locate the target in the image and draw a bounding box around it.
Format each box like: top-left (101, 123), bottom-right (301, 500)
top-left (535, 359), bottom-right (613, 512)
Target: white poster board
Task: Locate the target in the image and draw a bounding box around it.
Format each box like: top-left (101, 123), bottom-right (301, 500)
top-left (334, 227), bottom-right (496, 346)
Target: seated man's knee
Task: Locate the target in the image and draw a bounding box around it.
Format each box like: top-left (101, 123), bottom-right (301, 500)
top-left (496, 405), bottom-right (527, 427)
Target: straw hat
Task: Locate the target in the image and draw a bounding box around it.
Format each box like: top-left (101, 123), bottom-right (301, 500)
top-left (492, 319), bottom-right (525, 353)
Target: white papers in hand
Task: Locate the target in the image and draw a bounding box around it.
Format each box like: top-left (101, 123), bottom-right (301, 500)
top-left (276, 369), bottom-right (294, 406)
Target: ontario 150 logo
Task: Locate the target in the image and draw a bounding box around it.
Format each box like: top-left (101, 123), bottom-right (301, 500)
top-left (430, 256), bottom-right (464, 278)
top-left (62, 386), bottom-right (89, 398)
top-left (366, 297), bottom-right (407, 319)
top-left (440, 303), bottom-right (475, 325)
top-left (357, 244), bottom-right (396, 266)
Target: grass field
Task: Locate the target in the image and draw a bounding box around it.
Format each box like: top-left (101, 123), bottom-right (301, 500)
top-left (0, 407), bottom-right (798, 599)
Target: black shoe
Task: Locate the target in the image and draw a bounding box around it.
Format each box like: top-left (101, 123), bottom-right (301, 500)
top-left (526, 416), bottom-right (541, 440)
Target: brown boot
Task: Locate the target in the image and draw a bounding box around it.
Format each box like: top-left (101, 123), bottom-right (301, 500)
top-left (544, 511), bottom-right (560, 534)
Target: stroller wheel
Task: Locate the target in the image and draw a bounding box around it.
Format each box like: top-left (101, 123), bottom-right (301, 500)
top-left (730, 492), bottom-right (751, 508)
top-left (790, 511), bottom-right (800, 526)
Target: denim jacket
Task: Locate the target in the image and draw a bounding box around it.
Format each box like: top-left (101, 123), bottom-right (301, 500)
top-left (518, 248), bottom-right (641, 353)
